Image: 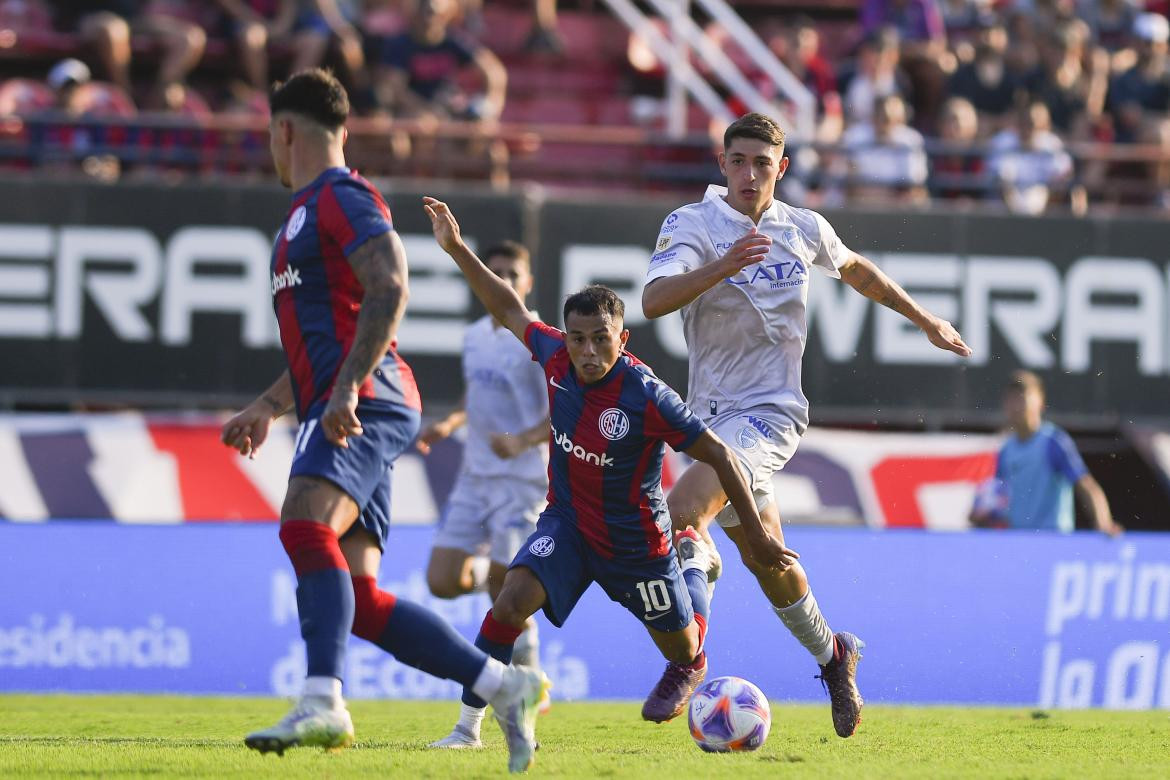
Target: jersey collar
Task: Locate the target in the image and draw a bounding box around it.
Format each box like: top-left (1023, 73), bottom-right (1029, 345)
top-left (293, 166), bottom-right (351, 199)
top-left (703, 184), bottom-right (782, 228)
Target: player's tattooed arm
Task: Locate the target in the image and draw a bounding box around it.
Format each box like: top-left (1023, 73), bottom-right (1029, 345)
top-left (424, 196), bottom-right (537, 343)
top-left (838, 251), bottom-right (973, 357)
top-left (220, 371), bottom-right (293, 458)
top-left (642, 229), bottom-right (772, 318)
top-left (684, 430), bottom-right (799, 571)
top-left (323, 231), bottom-right (408, 447)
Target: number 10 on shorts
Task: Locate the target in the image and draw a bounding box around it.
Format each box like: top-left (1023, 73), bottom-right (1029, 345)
top-left (636, 579), bottom-right (672, 614)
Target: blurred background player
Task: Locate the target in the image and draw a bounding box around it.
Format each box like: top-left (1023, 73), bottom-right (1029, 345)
top-left (219, 68), bottom-right (544, 772)
top-left (970, 370), bottom-right (1120, 535)
top-left (641, 112), bottom-right (972, 739)
top-left (415, 240), bottom-right (552, 749)
top-left (423, 196), bottom-right (798, 732)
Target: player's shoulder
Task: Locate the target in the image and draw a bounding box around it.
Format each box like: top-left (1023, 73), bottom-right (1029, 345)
top-left (770, 199), bottom-right (832, 236)
top-left (660, 199), bottom-right (710, 230)
top-left (621, 354), bottom-right (669, 397)
top-left (465, 314), bottom-right (494, 340)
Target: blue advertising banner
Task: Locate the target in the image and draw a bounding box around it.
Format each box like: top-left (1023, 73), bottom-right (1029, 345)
top-left (0, 523), bottom-right (1166, 708)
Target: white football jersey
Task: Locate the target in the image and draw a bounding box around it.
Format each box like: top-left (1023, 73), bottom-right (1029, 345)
top-left (644, 185), bottom-right (850, 431)
top-left (461, 315), bottom-right (549, 481)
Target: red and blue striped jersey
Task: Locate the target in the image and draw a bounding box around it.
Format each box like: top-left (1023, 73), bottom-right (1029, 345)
top-left (524, 321), bottom-right (706, 562)
top-left (270, 167), bottom-right (421, 421)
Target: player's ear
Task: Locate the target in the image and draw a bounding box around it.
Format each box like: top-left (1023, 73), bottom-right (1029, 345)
top-left (619, 329), bottom-right (630, 349)
top-left (717, 151), bottom-right (727, 176)
top-left (280, 117), bottom-right (294, 145)
top-left (777, 155), bottom-right (790, 180)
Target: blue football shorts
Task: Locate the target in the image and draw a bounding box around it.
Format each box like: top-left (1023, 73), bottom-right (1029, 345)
top-left (289, 399), bottom-right (420, 550)
top-left (509, 510), bottom-right (694, 632)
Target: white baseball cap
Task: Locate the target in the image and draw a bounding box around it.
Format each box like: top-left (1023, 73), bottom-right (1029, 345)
top-left (1134, 13), bottom-right (1170, 44)
top-left (47, 58), bottom-right (91, 90)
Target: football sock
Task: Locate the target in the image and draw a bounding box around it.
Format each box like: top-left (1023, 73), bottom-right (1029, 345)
top-left (350, 575), bottom-right (490, 687)
top-left (456, 701), bottom-right (488, 736)
top-left (279, 520), bottom-right (353, 682)
top-left (303, 675), bottom-right (342, 704)
top-left (773, 588), bottom-right (835, 666)
top-left (462, 610), bottom-right (523, 708)
top-left (512, 620), bottom-right (540, 668)
top-left (680, 565), bottom-right (711, 659)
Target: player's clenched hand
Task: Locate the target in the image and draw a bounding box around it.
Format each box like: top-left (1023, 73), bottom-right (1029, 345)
top-left (423, 197), bottom-right (464, 254)
top-left (220, 403), bottom-right (275, 460)
top-left (718, 228), bottom-right (772, 277)
top-left (322, 385), bottom-right (363, 448)
top-left (746, 534), bottom-right (800, 572)
top-left (489, 432), bottom-right (527, 459)
top-left (922, 315), bottom-right (972, 357)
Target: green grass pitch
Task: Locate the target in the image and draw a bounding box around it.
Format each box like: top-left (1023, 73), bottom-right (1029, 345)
top-left (1, 695), bottom-right (1166, 778)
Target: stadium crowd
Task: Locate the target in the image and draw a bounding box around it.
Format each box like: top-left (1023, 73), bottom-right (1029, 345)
top-left (0, 0), bottom-right (1169, 210)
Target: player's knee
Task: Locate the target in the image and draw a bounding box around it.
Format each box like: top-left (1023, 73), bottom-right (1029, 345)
top-left (490, 589), bottom-right (533, 629)
top-left (425, 568), bottom-right (469, 599)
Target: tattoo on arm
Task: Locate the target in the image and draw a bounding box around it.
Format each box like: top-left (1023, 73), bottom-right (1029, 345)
top-left (334, 233), bottom-right (406, 391)
top-left (261, 394), bottom-right (285, 413)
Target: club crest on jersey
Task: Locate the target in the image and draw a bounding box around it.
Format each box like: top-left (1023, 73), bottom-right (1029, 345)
top-left (286, 205), bottom-right (307, 240)
top-left (529, 536), bottom-right (555, 557)
top-left (778, 226), bottom-right (801, 254)
top-left (599, 408), bottom-right (630, 441)
top-left (656, 235), bottom-right (672, 251)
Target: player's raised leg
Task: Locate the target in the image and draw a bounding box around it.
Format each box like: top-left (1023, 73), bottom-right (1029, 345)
top-left (669, 461), bottom-right (863, 737)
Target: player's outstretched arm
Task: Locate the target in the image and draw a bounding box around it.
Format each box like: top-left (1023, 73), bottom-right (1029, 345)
top-left (642, 229), bottom-right (772, 319)
top-left (221, 370), bottom-right (294, 459)
top-left (838, 251), bottom-right (973, 357)
top-left (684, 430), bottom-right (799, 571)
top-left (491, 416), bottom-right (551, 459)
top-left (417, 394), bottom-right (468, 455)
top-left (325, 231), bottom-right (409, 447)
top-left (424, 196), bottom-right (536, 342)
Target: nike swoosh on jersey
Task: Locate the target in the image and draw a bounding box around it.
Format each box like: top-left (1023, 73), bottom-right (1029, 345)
top-left (549, 376), bottom-right (570, 391)
top-left (643, 611), bottom-right (670, 622)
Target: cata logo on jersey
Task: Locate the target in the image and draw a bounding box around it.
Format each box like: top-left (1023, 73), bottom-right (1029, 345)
top-left (599, 408), bottom-right (630, 441)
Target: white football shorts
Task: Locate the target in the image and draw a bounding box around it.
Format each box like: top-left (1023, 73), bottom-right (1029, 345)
top-left (706, 407), bottom-right (801, 528)
top-left (432, 473), bottom-right (547, 563)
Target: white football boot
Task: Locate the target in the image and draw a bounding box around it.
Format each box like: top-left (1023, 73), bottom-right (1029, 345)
top-left (428, 722), bottom-right (485, 749)
top-left (244, 695), bottom-right (354, 755)
top-left (489, 665), bottom-right (550, 773)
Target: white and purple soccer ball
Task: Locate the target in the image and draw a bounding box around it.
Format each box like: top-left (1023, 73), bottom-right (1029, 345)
top-left (688, 676), bottom-right (771, 753)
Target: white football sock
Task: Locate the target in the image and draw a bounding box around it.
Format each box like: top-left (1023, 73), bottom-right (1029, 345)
top-left (512, 621), bottom-right (540, 668)
top-left (457, 702), bottom-right (488, 736)
top-left (470, 657), bottom-right (506, 703)
top-left (303, 675), bottom-right (343, 704)
top-left (773, 589), bottom-right (835, 666)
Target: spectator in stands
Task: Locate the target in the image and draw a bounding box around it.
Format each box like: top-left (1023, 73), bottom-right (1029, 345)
top-left (765, 16), bottom-right (844, 144)
top-left (840, 28), bottom-right (909, 125)
top-left (214, 1), bottom-right (297, 93)
top-left (971, 370), bottom-right (1119, 534)
top-left (947, 17), bottom-right (1026, 132)
top-left (840, 93), bottom-right (929, 204)
top-left (860, 0), bottom-right (950, 126)
top-left (1107, 12), bottom-right (1170, 143)
top-left (287, 0), bottom-right (366, 86)
top-left (46, 57), bottom-right (91, 116)
top-left (1028, 19), bottom-right (1107, 138)
top-left (931, 95), bottom-right (987, 199)
top-left (131, 2), bottom-right (211, 110)
top-left (51, 2), bottom-right (135, 94)
top-left (987, 100), bottom-right (1075, 213)
top-left (374, 0), bottom-right (507, 123)
top-left (1082, 0), bottom-right (1139, 54)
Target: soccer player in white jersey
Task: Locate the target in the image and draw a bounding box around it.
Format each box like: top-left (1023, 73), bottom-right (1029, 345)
top-left (641, 113), bottom-right (972, 738)
top-left (417, 241), bottom-right (552, 748)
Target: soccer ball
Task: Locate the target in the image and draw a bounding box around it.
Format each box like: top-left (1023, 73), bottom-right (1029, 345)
top-left (688, 676), bottom-right (771, 752)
